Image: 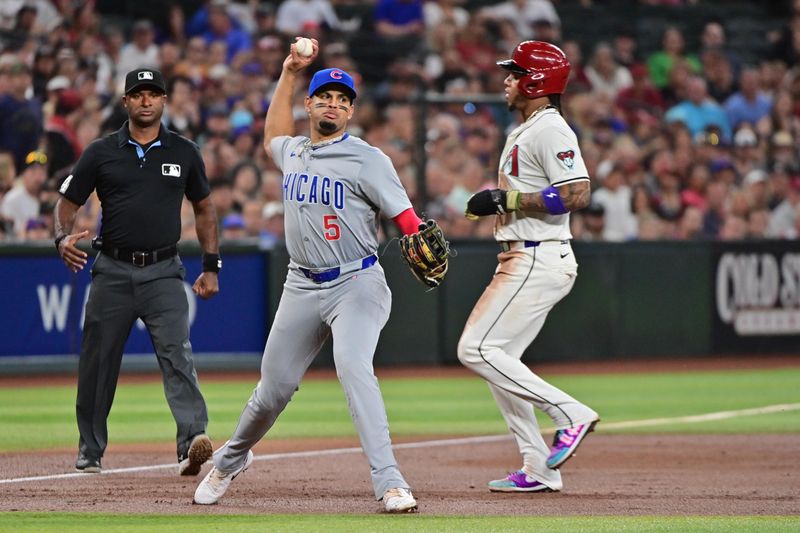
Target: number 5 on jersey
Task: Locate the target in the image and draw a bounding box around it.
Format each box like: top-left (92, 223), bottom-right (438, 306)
top-left (323, 214), bottom-right (340, 241)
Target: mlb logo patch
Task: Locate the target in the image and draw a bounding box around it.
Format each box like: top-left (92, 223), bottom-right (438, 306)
top-left (162, 164), bottom-right (181, 177)
top-left (138, 71), bottom-right (154, 81)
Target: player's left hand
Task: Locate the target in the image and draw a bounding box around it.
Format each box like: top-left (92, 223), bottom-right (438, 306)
top-left (465, 189), bottom-right (521, 219)
top-left (192, 272), bottom-right (219, 300)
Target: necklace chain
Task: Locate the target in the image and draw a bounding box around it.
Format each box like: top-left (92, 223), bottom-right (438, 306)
top-left (307, 133), bottom-right (346, 150)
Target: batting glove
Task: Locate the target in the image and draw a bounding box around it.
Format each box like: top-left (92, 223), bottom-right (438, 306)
top-left (465, 189), bottom-right (521, 219)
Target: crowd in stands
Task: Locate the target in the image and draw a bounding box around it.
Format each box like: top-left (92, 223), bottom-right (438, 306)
top-left (0, 0), bottom-right (799, 246)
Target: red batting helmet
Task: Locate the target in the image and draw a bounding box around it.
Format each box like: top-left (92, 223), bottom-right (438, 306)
top-left (497, 41), bottom-right (571, 99)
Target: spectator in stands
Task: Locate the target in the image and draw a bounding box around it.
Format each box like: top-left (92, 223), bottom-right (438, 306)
top-left (674, 205), bottom-right (703, 239)
top-left (230, 160), bottom-right (260, 211)
top-left (23, 215), bottom-right (49, 240)
top-left (0, 61), bottom-right (42, 172)
top-left (275, 0), bottom-right (340, 36)
top-left (209, 178), bottom-right (234, 225)
top-left (612, 28), bottom-right (640, 68)
top-left (424, 0), bottom-right (469, 31)
top-left (260, 200), bottom-right (284, 248)
top-left (585, 41), bottom-right (632, 99)
top-left (768, 130), bottom-right (799, 173)
top-left (616, 64), bottom-right (665, 123)
top-left (592, 163), bottom-right (637, 241)
top-left (701, 48), bottom-right (736, 104)
top-left (480, 0), bottom-right (560, 42)
top-left (374, 0), bottom-right (425, 63)
top-left (731, 127), bottom-right (764, 179)
top-left (44, 89), bottom-right (83, 180)
top-left (702, 178), bottom-right (728, 238)
top-left (0, 149), bottom-right (15, 199)
top-left (577, 201), bottom-right (605, 241)
top-left (31, 44), bottom-right (56, 100)
top-left (561, 40), bottom-right (592, 94)
top-left (700, 20), bottom-right (740, 76)
top-left (163, 76), bottom-right (201, 139)
top-left (742, 169), bottom-right (770, 212)
top-left (757, 89), bottom-right (800, 141)
top-left (221, 212), bottom-right (246, 240)
top-left (681, 162), bottom-right (710, 211)
top-left (253, 3), bottom-right (277, 36)
top-left (646, 26), bottom-right (701, 89)
top-left (117, 20), bottom-right (160, 83)
top-left (724, 67), bottom-right (772, 131)
top-left (0, 149), bottom-right (47, 238)
top-left (203, 0), bottom-right (252, 63)
top-left (666, 76), bottom-right (731, 142)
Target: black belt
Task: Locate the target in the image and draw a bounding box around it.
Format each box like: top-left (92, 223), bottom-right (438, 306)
top-left (499, 240), bottom-right (569, 252)
top-left (101, 244), bottom-right (178, 267)
top-left (299, 255), bottom-right (377, 283)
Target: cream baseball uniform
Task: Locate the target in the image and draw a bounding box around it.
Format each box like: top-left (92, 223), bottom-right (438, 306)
top-left (458, 106), bottom-right (599, 490)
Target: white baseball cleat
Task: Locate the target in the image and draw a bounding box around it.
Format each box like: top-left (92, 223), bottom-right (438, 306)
top-left (383, 487), bottom-right (418, 513)
top-left (193, 450), bottom-right (253, 505)
top-left (179, 434), bottom-right (213, 476)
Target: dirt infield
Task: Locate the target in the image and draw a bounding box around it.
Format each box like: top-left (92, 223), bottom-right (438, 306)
top-left (1, 356), bottom-right (798, 516)
top-left (1, 433), bottom-right (798, 515)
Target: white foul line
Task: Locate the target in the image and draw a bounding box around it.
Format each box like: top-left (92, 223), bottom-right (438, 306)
top-left (1, 402), bottom-right (798, 485)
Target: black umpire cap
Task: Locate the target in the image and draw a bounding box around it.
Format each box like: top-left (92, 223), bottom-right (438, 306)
top-left (125, 68), bottom-right (166, 94)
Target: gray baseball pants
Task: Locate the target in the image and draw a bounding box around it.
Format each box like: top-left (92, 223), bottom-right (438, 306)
top-left (76, 253), bottom-right (208, 461)
top-left (212, 262), bottom-right (410, 499)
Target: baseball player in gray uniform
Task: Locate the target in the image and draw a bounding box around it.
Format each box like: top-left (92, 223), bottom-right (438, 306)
top-left (194, 39), bottom-right (423, 513)
top-left (461, 41), bottom-right (600, 493)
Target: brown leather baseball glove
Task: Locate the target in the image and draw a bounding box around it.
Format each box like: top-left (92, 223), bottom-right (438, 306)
top-left (399, 219), bottom-right (450, 289)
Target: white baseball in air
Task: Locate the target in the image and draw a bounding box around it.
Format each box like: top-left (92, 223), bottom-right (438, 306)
top-left (295, 38), bottom-right (313, 57)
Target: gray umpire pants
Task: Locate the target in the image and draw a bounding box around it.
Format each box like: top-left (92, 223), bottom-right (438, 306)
top-left (213, 262), bottom-right (411, 500)
top-left (76, 252), bottom-right (208, 460)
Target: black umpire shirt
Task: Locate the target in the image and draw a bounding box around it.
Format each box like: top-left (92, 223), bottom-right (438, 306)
top-left (59, 121), bottom-right (210, 250)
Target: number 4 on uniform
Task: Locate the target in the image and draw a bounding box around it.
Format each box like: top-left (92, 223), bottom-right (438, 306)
top-left (323, 215), bottom-right (340, 241)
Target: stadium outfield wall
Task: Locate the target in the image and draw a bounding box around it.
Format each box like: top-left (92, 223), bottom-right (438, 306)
top-left (1, 239), bottom-right (798, 373)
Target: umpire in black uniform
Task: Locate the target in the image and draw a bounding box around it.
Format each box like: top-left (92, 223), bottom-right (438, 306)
top-left (54, 68), bottom-right (220, 475)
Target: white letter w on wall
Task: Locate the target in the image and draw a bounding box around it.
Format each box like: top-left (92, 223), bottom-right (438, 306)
top-left (37, 285), bottom-right (71, 332)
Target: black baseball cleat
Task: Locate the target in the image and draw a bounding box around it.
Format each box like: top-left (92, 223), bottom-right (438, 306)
top-left (75, 452), bottom-right (102, 473)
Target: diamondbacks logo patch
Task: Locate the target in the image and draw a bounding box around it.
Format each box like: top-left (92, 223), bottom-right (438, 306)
top-left (557, 149), bottom-right (575, 169)
top-left (162, 164), bottom-right (181, 177)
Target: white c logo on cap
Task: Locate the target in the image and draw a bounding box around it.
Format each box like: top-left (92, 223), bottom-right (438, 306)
top-left (330, 70), bottom-right (343, 80)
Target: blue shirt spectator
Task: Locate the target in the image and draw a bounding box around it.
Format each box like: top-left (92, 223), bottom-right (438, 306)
top-left (0, 62), bottom-right (43, 171)
top-left (724, 68), bottom-right (772, 131)
top-left (202, 1), bottom-right (251, 63)
top-left (374, 0), bottom-right (424, 37)
top-left (665, 76), bottom-right (731, 142)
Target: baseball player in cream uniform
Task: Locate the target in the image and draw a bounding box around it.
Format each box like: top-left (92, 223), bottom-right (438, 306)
top-left (460, 41), bottom-right (600, 493)
top-left (194, 39), bottom-right (425, 513)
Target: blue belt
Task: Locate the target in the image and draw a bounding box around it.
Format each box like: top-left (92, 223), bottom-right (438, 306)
top-left (499, 240), bottom-right (569, 252)
top-left (298, 254), bottom-right (378, 283)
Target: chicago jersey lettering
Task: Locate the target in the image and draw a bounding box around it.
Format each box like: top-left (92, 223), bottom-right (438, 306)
top-left (282, 172), bottom-right (346, 209)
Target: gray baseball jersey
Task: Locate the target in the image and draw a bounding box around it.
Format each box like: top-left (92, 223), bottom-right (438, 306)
top-left (270, 133), bottom-right (412, 268)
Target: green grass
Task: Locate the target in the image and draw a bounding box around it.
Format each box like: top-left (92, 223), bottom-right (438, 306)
top-left (0, 368), bottom-right (798, 452)
top-left (0, 513), bottom-right (797, 533)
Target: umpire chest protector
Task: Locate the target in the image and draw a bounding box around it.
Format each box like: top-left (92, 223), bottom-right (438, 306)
top-left (61, 122), bottom-right (210, 250)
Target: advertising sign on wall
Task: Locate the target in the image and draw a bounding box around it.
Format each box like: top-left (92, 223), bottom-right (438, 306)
top-left (713, 242), bottom-right (800, 351)
top-left (0, 252), bottom-right (267, 358)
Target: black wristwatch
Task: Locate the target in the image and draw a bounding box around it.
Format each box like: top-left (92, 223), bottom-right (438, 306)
top-left (202, 253), bottom-right (222, 273)
top-left (54, 234), bottom-right (66, 252)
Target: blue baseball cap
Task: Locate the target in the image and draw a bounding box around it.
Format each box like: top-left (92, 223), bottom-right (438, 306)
top-left (308, 68), bottom-right (356, 101)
